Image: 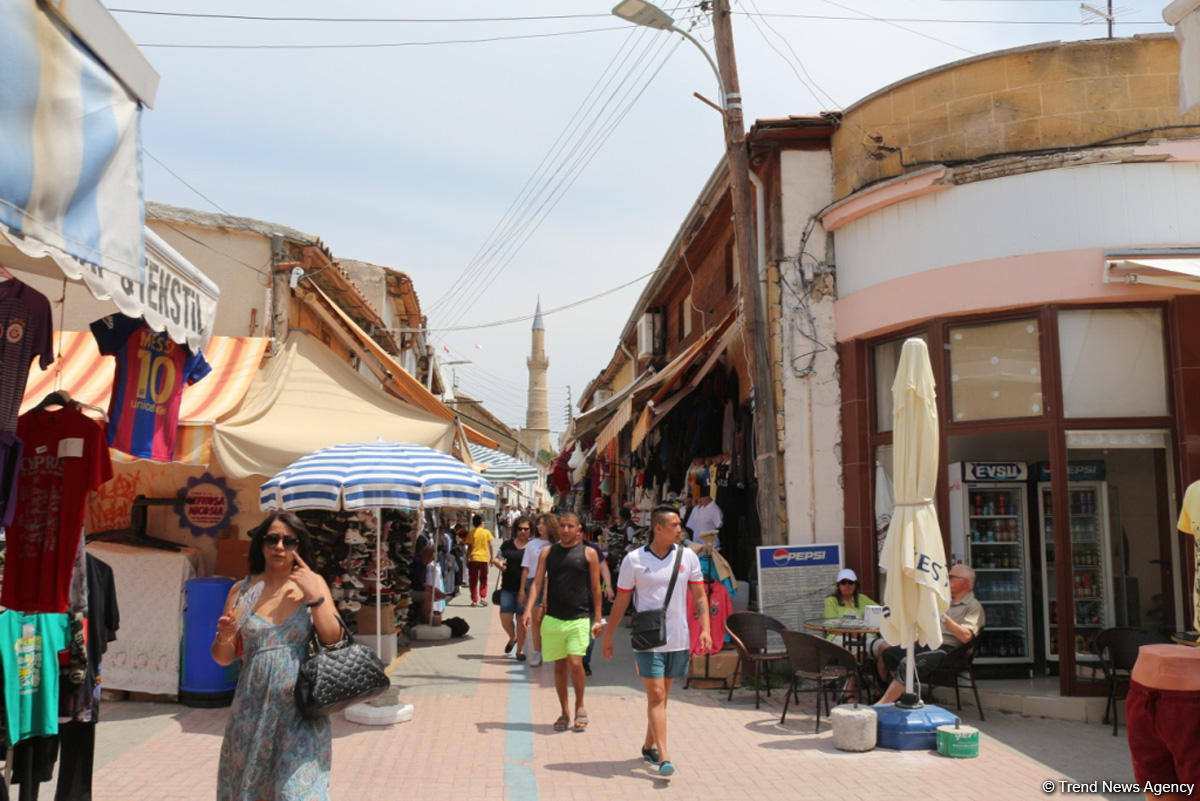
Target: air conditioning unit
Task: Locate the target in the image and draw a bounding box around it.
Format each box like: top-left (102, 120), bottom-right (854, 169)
top-left (635, 312), bottom-right (662, 362)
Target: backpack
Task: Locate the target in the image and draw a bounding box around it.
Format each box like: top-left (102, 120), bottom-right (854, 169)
top-left (443, 616), bottom-right (470, 638)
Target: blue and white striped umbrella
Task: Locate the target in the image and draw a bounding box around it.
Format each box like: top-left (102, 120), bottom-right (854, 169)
top-left (260, 441), bottom-right (497, 512)
top-left (467, 444), bottom-right (539, 483)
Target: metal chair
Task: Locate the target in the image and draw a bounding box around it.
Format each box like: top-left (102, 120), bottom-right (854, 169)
top-left (1093, 627), bottom-right (1171, 736)
top-left (725, 612), bottom-right (789, 708)
top-left (779, 629), bottom-right (865, 732)
top-left (923, 627), bottom-right (987, 721)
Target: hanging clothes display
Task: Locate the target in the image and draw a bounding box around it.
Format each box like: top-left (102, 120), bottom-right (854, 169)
top-left (1, 404), bottom-right (112, 613)
top-left (0, 611), bottom-right (69, 745)
top-left (89, 314), bottom-right (211, 462)
top-left (0, 279), bottom-right (54, 434)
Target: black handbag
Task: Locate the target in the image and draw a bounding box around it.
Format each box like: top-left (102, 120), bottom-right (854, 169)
top-left (630, 544), bottom-right (684, 651)
top-left (294, 612), bottom-right (390, 719)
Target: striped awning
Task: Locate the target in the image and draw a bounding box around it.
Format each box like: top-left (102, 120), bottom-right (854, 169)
top-left (467, 444), bottom-right (539, 482)
top-left (22, 330), bottom-right (268, 463)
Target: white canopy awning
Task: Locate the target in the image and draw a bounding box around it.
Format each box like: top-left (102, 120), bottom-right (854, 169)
top-left (212, 331), bottom-right (457, 479)
top-left (1104, 248), bottom-right (1200, 292)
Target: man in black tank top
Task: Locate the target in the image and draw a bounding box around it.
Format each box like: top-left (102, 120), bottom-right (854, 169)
top-left (522, 512), bottom-right (602, 732)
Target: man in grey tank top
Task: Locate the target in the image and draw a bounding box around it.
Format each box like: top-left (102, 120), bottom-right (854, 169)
top-left (522, 512), bottom-right (603, 732)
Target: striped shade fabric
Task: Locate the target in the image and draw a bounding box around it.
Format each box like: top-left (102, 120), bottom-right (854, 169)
top-left (467, 444), bottom-right (538, 482)
top-left (260, 441), bottom-right (497, 512)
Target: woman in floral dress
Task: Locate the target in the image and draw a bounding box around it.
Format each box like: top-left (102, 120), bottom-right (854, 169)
top-left (211, 513), bottom-right (341, 801)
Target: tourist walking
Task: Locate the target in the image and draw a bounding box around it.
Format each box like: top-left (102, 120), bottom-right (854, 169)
top-left (522, 512), bottom-right (603, 732)
top-left (496, 515), bottom-right (532, 659)
top-left (212, 513), bottom-right (340, 801)
top-left (519, 513), bottom-right (558, 666)
top-left (466, 513), bottom-right (494, 607)
top-left (602, 505), bottom-right (710, 777)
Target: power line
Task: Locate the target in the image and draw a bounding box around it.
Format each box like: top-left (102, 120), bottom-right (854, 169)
top-left (426, 21), bottom-right (665, 318)
top-left (736, 11), bottom-right (1162, 25)
top-left (111, 8), bottom-right (612, 23)
top-left (818, 0), bottom-right (978, 55)
top-left (135, 25), bottom-right (624, 49)
top-left (398, 269), bottom-right (654, 334)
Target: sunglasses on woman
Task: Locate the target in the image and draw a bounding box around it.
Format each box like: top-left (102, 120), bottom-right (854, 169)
top-left (264, 534), bottom-right (300, 550)
top-left (838, 579), bottom-right (857, 586)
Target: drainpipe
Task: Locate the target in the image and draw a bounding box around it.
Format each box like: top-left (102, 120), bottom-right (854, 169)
top-left (747, 172), bottom-right (768, 318)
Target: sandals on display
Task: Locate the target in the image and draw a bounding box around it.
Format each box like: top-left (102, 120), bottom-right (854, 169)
top-left (553, 714), bottom-right (571, 732)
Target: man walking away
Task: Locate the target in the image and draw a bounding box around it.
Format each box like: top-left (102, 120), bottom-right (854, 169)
top-left (602, 505), bottom-right (710, 777)
top-left (466, 514), bottom-right (494, 607)
top-left (522, 512), bottom-right (603, 732)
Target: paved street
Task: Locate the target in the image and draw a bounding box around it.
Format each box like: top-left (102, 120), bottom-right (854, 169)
top-left (85, 595), bottom-right (1138, 801)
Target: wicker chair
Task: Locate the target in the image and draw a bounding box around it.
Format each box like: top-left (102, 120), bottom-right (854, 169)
top-left (779, 629), bottom-right (865, 731)
top-left (1093, 627), bottom-right (1171, 736)
top-left (725, 612), bottom-right (789, 708)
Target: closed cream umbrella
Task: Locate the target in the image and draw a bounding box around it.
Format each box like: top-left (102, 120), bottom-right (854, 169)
top-left (878, 338), bottom-right (951, 703)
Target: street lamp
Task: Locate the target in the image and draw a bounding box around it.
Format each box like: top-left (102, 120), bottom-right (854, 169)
top-left (610, 0), bottom-right (783, 545)
top-left (611, 0), bottom-right (726, 109)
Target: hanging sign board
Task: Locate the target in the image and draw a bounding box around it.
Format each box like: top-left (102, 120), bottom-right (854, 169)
top-left (755, 543), bottom-right (842, 631)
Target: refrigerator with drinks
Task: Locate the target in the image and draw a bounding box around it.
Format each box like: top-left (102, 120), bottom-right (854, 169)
top-left (1036, 467), bottom-right (1114, 665)
top-left (948, 462), bottom-right (1034, 664)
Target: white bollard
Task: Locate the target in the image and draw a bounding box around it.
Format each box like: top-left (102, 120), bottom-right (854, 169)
top-left (830, 703), bottom-right (877, 752)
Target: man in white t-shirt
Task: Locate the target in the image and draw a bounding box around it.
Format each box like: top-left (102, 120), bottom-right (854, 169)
top-left (421, 545), bottom-right (448, 625)
top-left (684, 496), bottom-right (723, 551)
top-left (602, 505), bottom-right (711, 778)
top-left (518, 517), bottom-right (553, 665)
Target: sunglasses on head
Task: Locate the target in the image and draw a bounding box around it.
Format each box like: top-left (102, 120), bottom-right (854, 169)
top-left (264, 534), bottom-right (300, 550)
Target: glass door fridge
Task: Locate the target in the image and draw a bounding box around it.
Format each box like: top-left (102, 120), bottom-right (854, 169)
top-left (1037, 480), bottom-right (1115, 664)
top-left (948, 462), bottom-right (1034, 664)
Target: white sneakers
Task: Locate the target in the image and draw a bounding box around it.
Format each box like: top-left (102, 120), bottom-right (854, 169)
top-left (529, 651), bottom-right (543, 667)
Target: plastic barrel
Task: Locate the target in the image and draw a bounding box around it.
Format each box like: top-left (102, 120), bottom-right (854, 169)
top-left (180, 577), bottom-right (239, 707)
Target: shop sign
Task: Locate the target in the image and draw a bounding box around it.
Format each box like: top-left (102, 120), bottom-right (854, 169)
top-left (1035, 461), bottom-right (1106, 482)
top-left (175, 472), bottom-right (238, 537)
top-left (965, 461), bottom-right (1028, 482)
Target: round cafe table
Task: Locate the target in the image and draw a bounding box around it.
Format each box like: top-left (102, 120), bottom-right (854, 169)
top-left (802, 617), bottom-right (880, 662)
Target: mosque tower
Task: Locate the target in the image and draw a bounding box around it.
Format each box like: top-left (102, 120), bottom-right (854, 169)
top-left (521, 299), bottom-right (550, 455)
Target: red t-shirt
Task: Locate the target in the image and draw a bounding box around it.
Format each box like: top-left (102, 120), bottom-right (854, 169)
top-left (688, 580), bottom-right (732, 656)
top-left (2, 406), bottom-right (113, 613)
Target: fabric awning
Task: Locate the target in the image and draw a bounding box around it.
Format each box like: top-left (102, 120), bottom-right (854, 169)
top-left (212, 331), bottom-right (457, 479)
top-left (1104, 249), bottom-right (1200, 291)
top-left (0, 0), bottom-right (143, 283)
top-left (467, 444), bottom-right (539, 482)
top-left (630, 311), bottom-right (739, 449)
top-left (22, 330), bottom-right (269, 464)
top-left (301, 281), bottom-right (496, 448)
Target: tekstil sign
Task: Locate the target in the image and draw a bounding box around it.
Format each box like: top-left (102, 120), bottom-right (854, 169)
top-left (755, 543), bottom-right (842, 631)
top-left (176, 473), bottom-right (237, 537)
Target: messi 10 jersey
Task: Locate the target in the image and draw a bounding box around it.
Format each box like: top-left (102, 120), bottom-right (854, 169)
top-left (90, 314), bottom-right (211, 461)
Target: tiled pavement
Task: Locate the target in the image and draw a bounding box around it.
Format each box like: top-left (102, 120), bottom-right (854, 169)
top-left (82, 594), bottom-right (1139, 801)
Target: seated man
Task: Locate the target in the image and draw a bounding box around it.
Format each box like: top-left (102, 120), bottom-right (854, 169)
top-left (874, 564), bottom-right (984, 705)
top-left (419, 545), bottom-right (449, 626)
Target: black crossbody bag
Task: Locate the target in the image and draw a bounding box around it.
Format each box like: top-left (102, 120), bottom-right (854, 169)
top-left (630, 544), bottom-right (684, 651)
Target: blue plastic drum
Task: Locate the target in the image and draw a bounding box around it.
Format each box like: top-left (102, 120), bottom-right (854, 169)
top-left (180, 576), bottom-right (239, 707)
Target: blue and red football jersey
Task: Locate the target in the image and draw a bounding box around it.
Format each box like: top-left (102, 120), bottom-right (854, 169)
top-left (90, 315), bottom-right (211, 461)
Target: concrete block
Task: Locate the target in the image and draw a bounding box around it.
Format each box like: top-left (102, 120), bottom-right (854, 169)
top-left (831, 704), bottom-right (877, 751)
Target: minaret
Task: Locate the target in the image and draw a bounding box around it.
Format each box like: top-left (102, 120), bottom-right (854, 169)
top-left (522, 299), bottom-right (550, 455)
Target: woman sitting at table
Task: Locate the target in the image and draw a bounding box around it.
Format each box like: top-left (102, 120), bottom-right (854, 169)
top-left (824, 568), bottom-right (876, 620)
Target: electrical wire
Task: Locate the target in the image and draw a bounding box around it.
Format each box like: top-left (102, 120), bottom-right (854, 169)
top-left (425, 21), bottom-right (655, 317)
top-left (427, 22), bottom-right (672, 322)
top-left (135, 26), bottom-right (625, 49)
top-left (110, 9), bottom-right (612, 23)
top-left (734, 11), bottom-right (1162, 26)
top-left (819, 0), bottom-right (979, 55)
top-left (145, 149), bottom-right (235, 216)
top-left (738, 0), bottom-right (839, 109)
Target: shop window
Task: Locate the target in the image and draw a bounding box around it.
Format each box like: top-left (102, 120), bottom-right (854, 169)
top-left (1058, 308), bottom-right (1167, 419)
top-left (873, 335), bottom-right (926, 432)
top-left (949, 318), bottom-right (1042, 422)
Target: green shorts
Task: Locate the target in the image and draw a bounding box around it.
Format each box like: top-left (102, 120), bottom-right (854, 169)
top-left (540, 615), bottom-right (590, 662)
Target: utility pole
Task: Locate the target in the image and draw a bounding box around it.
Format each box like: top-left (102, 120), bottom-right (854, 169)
top-left (711, 0), bottom-right (783, 545)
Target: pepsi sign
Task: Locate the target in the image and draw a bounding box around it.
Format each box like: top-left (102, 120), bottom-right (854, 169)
top-left (759, 545), bottom-right (840, 569)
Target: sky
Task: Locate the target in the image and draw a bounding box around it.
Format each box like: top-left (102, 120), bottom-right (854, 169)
top-left (116, 0), bottom-right (1173, 435)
